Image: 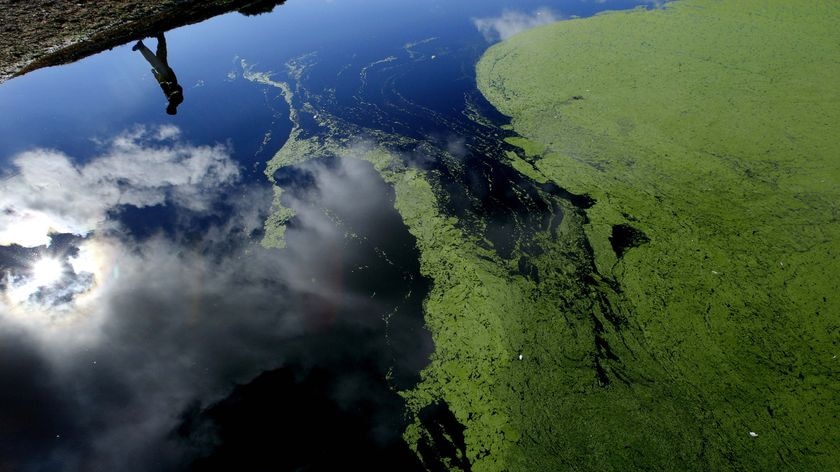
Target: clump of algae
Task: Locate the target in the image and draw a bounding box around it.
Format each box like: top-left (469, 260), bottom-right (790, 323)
top-left (477, 0), bottom-right (839, 469)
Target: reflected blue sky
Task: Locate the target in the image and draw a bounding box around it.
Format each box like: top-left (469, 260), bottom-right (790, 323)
top-left (0, 0), bottom-right (659, 164)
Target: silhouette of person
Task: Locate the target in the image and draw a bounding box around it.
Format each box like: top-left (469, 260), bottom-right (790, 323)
top-left (132, 34), bottom-right (184, 115)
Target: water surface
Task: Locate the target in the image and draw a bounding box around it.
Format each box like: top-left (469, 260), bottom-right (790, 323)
top-left (0, 1), bottom-right (660, 469)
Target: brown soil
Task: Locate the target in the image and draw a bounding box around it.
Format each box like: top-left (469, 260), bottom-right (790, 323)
top-left (0, 0), bottom-right (285, 83)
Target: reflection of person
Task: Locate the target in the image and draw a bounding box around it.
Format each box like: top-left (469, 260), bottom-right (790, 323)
top-left (132, 33), bottom-right (184, 115)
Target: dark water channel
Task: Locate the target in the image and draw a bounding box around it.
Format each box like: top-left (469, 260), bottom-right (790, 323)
top-left (0, 0), bottom-right (661, 470)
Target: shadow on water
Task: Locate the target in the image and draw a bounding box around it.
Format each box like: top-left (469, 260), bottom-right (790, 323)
top-left (180, 352), bottom-right (426, 471)
top-left (416, 402), bottom-right (473, 472)
top-left (177, 157), bottom-right (434, 470)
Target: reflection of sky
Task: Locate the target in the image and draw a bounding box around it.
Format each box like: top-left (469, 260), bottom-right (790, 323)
top-left (0, 0), bottom-right (660, 162)
top-left (0, 154), bottom-right (429, 470)
top-left (0, 0), bottom-right (662, 469)
top-left (0, 125), bottom-right (239, 247)
top-left (0, 0), bottom-right (664, 245)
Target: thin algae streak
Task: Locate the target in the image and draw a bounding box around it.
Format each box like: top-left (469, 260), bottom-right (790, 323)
top-left (478, 0), bottom-right (839, 469)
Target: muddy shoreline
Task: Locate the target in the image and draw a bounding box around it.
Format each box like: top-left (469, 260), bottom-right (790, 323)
top-left (0, 0), bottom-right (285, 83)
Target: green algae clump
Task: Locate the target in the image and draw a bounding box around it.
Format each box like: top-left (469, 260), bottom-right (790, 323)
top-left (478, 0), bottom-right (840, 469)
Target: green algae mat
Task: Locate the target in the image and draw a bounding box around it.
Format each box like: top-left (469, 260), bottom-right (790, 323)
top-left (257, 1), bottom-right (839, 469)
top-left (475, 0), bottom-right (840, 469)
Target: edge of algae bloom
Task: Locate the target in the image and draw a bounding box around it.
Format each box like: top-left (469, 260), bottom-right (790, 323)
top-left (478, 0), bottom-right (839, 469)
top-left (253, 48), bottom-right (750, 469)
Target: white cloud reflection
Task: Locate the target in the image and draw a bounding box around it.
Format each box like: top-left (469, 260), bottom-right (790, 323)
top-left (473, 8), bottom-right (561, 42)
top-left (0, 152), bottom-right (427, 470)
top-left (0, 126), bottom-right (239, 247)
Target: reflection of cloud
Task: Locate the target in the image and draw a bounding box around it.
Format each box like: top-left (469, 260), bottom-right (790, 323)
top-left (0, 126), bottom-right (239, 247)
top-left (0, 156), bottom-right (428, 470)
top-left (473, 8), bottom-right (561, 42)
top-left (0, 232), bottom-right (304, 470)
top-left (0, 210), bottom-right (319, 469)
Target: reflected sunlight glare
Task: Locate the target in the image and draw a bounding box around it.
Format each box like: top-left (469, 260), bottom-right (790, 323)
top-left (1, 238), bottom-right (113, 331)
top-left (31, 257), bottom-right (64, 287)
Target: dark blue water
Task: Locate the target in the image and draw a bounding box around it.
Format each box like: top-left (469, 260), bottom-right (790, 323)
top-left (0, 1), bottom-right (661, 470)
top-left (0, 0), bottom-right (651, 164)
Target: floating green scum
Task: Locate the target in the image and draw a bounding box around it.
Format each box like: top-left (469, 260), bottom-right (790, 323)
top-left (258, 0), bottom-right (839, 469)
top-left (476, 0), bottom-right (839, 469)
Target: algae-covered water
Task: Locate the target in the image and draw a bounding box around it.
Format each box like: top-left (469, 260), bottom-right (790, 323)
top-left (1, 0), bottom-right (838, 470)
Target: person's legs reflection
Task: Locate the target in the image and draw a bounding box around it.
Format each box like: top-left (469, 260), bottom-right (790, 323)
top-left (132, 33), bottom-right (184, 115)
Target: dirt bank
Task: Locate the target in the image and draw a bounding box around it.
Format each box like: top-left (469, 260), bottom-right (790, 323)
top-left (0, 0), bottom-right (285, 83)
